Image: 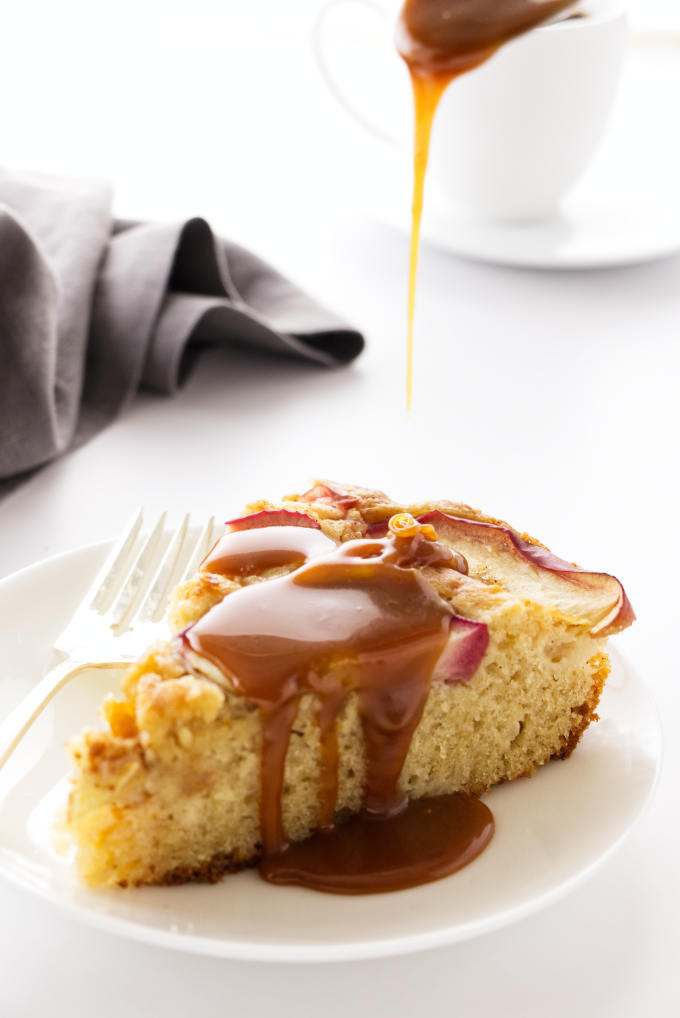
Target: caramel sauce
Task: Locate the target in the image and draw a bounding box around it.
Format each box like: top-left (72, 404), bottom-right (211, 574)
top-left (181, 516), bottom-right (493, 892)
top-left (261, 793), bottom-right (493, 894)
top-left (396, 0), bottom-right (575, 408)
top-left (201, 525), bottom-right (335, 577)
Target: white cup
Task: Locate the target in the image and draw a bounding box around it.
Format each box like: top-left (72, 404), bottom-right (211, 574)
top-left (313, 0), bottom-right (628, 221)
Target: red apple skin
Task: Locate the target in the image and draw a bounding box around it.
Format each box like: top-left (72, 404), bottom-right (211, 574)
top-left (365, 521), bottom-right (390, 538)
top-left (435, 616), bottom-right (489, 684)
top-left (224, 510), bottom-right (321, 532)
top-left (417, 511), bottom-right (635, 637)
top-left (299, 483), bottom-right (360, 509)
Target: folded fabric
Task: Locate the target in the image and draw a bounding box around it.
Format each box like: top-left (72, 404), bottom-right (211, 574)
top-left (0, 169), bottom-right (364, 498)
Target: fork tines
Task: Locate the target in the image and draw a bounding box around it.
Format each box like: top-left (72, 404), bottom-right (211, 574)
top-left (87, 510), bottom-right (219, 635)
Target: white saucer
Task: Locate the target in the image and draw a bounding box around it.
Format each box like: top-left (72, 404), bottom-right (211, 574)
top-left (0, 542), bottom-right (661, 961)
top-left (362, 145), bottom-right (680, 270)
top-left (417, 183), bottom-right (680, 270)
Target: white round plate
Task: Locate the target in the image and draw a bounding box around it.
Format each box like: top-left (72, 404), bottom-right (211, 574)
top-left (0, 542), bottom-right (661, 962)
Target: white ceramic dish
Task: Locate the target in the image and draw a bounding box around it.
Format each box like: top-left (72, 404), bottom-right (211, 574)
top-left (0, 542), bottom-right (661, 962)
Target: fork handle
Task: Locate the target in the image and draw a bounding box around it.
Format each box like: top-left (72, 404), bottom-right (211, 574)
top-left (0, 660), bottom-right (125, 771)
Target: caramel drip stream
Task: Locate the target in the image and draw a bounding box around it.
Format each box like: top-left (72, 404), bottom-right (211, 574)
top-left (183, 520), bottom-right (494, 893)
top-left (398, 0), bottom-right (575, 409)
top-left (406, 70), bottom-right (451, 412)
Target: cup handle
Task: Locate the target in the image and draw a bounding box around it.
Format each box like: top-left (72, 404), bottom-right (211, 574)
top-left (311, 0), bottom-right (404, 148)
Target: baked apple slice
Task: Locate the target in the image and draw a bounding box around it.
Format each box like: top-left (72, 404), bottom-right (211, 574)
top-left (418, 511), bottom-right (633, 637)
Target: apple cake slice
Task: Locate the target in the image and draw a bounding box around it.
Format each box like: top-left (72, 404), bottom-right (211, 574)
top-left (65, 483), bottom-right (633, 890)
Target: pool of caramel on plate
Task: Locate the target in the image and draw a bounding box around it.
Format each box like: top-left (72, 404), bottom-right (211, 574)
top-left (396, 0), bottom-right (575, 408)
top-left (183, 519), bottom-right (493, 893)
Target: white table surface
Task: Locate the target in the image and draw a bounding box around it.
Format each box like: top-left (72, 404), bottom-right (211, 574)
top-left (1, 2), bottom-right (679, 1014)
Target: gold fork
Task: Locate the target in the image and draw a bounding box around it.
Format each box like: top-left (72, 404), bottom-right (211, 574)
top-left (0, 510), bottom-right (221, 770)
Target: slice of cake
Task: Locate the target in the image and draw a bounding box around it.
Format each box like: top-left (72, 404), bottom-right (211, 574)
top-left (65, 482), bottom-right (634, 890)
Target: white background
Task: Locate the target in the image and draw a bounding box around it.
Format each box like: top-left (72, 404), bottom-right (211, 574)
top-left (1, 1), bottom-right (679, 1015)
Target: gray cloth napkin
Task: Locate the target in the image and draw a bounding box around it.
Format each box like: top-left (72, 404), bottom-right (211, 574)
top-left (0, 169), bottom-right (364, 498)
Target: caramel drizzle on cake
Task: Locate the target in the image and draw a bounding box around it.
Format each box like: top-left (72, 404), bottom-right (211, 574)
top-left (179, 513), bottom-right (494, 892)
